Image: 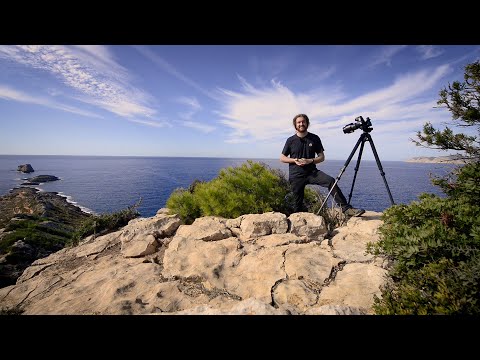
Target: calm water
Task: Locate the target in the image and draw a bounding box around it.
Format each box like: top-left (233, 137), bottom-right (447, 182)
top-left (0, 155), bottom-right (457, 217)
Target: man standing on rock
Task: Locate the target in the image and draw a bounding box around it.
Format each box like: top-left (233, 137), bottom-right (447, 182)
top-left (280, 113), bottom-right (365, 217)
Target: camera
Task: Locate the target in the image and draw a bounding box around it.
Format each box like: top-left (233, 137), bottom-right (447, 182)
top-left (343, 116), bottom-right (373, 134)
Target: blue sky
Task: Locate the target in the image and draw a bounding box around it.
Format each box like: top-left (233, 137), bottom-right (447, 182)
top-left (0, 45), bottom-right (479, 161)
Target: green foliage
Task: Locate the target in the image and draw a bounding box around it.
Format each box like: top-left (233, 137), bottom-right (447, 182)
top-left (166, 188), bottom-right (201, 225)
top-left (4, 215), bottom-right (41, 231)
top-left (368, 173), bottom-right (480, 314)
top-left (167, 160), bottom-right (290, 223)
top-left (70, 201), bottom-right (141, 245)
top-left (438, 61), bottom-right (480, 124)
top-left (413, 61), bottom-right (480, 161)
top-left (367, 61), bottom-right (480, 314)
top-left (431, 161), bottom-right (480, 202)
top-left (372, 256), bottom-right (480, 315)
top-left (166, 160), bottom-right (344, 234)
top-left (0, 217), bottom-right (71, 253)
top-left (0, 228), bottom-right (69, 253)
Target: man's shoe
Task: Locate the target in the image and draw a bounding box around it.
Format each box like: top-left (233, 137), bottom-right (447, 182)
top-left (343, 207), bottom-right (365, 217)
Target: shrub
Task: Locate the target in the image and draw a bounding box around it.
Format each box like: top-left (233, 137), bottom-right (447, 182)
top-left (366, 60), bottom-right (480, 314)
top-left (367, 162), bottom-right (480, 314)
top-left (167, 160), bottom-right (295, 223)
top-left (70, 200), bottom-right (141, 245)
top-left (166, 188), bottom-right (201, 225)
top-left (372, 256), bottom-right (480, 315)
top-left (166, 160), bottom-right (346, 234)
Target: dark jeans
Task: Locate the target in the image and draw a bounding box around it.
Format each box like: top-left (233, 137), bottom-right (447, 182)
top-left (289, 170), bottom-right (350, 212)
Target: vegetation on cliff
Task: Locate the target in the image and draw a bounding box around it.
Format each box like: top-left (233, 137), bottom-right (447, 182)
top-left (70, 200), bottom-right (141, 245)
top-left (166, 160), bottom-right (344, 231)
top-left (0, 188), bottom-right (90, 252)
top-left (167, 160), bottom-right (290, 223)
top-left (0, 187), bottom-right (139, 288)
top-left (0, 187), bottom-right (91, 287)
top-left (368, 61), bottom-right (480, 314)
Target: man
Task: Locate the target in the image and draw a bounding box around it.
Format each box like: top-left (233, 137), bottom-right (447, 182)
top-left (280, 113), bottom-right (365, 217)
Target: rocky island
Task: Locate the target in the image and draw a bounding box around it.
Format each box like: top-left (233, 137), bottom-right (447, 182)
top-left (17, 164), bottom-right (34, 173)
top-left (21, 175), bottom-right (60, 186)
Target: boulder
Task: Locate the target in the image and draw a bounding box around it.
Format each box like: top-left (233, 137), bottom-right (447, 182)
top-left (17, 164), bottom-right (34, 173)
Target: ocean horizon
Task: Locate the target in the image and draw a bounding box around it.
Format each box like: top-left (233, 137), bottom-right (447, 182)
top-left (0, 155), bottom-right (457, 218)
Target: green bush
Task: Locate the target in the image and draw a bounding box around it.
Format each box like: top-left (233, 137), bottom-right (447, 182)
top-left (366, 61), bottom-right (480, 314)
top-left (165, 160), bottom-right (347, 233)
top-left (0, 227), bottom-right (69, 253)
top-left (166, 189), bottom-right (201, 225)
top-left (367, 162), bottom-right (480, 314)
top-left (70, 201), bottom-right (140, 245)
top-left (0, 217), bottom-right (71, 253)
top-left (167, 160), bottom-right (292, 223)
top-left (372, 256), bottom-right (480, 315)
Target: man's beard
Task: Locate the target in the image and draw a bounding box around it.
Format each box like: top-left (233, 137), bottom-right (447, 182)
top-left (296, 125), bottom-right (307, 133)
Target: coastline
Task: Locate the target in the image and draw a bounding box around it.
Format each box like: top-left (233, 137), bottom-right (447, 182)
top-left (405, 156), bottom-right (468, 164)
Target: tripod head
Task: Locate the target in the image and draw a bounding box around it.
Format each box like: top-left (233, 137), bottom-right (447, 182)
top-left (343, 116), bottom-right (373, 134)
top-left (316, 115), bottom-right (394, 215)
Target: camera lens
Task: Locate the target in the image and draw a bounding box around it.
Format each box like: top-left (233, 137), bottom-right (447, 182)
top-left (343, 123), bottom-right (360, 134)
top-left (343, 115), bottom-right (373, 134)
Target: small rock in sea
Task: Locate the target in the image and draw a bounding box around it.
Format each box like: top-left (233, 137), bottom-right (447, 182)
top-left (17, 164), bottom-right (34, 173)
top-left (27, 175), bottom-right (59, 183)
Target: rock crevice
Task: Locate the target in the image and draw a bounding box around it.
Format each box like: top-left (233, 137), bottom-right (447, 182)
top-left (0, 210), bottom-right (386, 315)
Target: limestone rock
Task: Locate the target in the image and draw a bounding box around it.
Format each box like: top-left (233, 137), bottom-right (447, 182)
top-left (0, 210), bottom-right (387, 315)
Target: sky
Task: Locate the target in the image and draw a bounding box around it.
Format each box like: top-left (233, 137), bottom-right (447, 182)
top-left (0, 45), bottom-right (479, 161)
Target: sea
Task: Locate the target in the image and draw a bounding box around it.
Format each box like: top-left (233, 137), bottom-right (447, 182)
top-left (0, 155), bottom-right (458, 218)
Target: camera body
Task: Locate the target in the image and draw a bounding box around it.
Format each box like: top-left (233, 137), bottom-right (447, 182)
top-left (343, 116), bottom-right (373, 134)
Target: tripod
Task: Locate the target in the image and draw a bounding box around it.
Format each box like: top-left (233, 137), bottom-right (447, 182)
top-left (316, 129), bottom-right (395, 214)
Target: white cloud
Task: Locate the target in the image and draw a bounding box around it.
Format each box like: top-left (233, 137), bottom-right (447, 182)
top-left (216, 64), bottom-right (453, 146)
top-left (173, 96), bottom-right (215, 133)
top-left (0, 84), bottom-right (102, 118)
top-left (90, 97), bottom-right (156, 118)
top-left (0, 45), bottom-right (159, 124)
top-left (333, 64), bottom-right (451, 115)
top-left (416, 45), bottom-right (444, 60)
top-left (174, 96), bottom-right (208, 126)
top-left (134, 45), bottom-right (220, 101)
top-left (305, 65), bottom-right (336, 82)
top-left (248, 53), bottom-right (295, 80)
top-left (176, 96), bottom-right (201, 111)
top-left (182, 120), bottom-right (215, 133)
top-left (225, 137), bottom-right (250, 144)
top-left (129, 118), bottom-right (170, 127)
top-left (288, 65), bottom-right (337, 86)
top-left (369, 45), bottom-right (408, 68)
top-left (46, 88), bottom-right (63, 97)
top-left (73, 45), bottom-right (126, 73)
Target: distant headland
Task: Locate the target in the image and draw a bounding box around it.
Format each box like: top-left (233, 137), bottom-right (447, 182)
top-left (404, 155), bottom-right (469, 164)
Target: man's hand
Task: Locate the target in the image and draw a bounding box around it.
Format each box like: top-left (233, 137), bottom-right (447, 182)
top-left (294, 158), bottom-right (310, 166)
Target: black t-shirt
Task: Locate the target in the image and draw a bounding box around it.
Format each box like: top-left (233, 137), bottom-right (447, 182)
top-left (282, 132), bottom-right (324, 178)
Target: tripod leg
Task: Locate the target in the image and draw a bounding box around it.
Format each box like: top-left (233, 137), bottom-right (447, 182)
top-left (316, 134), bottom-right (363, 214)
top-left (365, 133), bottom-right (395, 205)
top-left (347, 133), bottom-right (366, 205)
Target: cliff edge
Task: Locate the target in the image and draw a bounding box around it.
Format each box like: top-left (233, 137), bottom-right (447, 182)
top-left (0, 209), bottom-right (388, 315)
